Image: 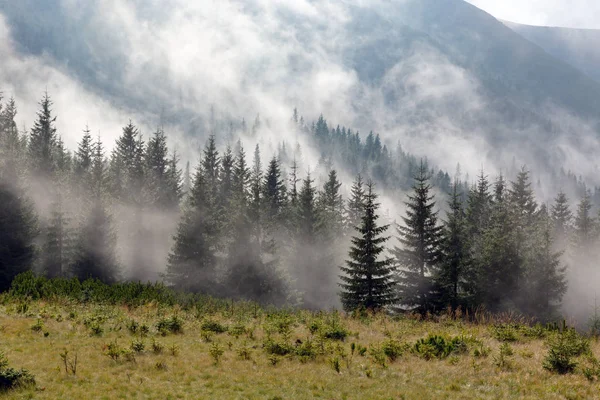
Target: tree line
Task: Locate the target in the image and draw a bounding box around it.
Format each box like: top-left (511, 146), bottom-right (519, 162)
top-left (1, 93), bottom-right (599, 320)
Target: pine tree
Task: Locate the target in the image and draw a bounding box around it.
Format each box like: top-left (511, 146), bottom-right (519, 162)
top-left (164, 151), bottom-right (183, 208)
top-left (477, 177), bottom-right (521, 312)
top-left (0, 178), bottom-right (37, 291)
top-left (346, 174), bottom-right (365, 235)
top-left (436, 182), bottom-right (472, 311)
top-left (574, 190), bottom-right (596, 248)
top-left (394, 162), bottom-right (443, 313)
top-left (551, 191), bottom-right (572, 238)
top-left (41, 191), bottom-right (74, 278)
top-left (262, 156), bottom-right (287, 225)
top-left (110, 121), bottom-right (144, 202)
top-left (73, 126), bottom-right (94, 184)
top-left (28, 92), bottom-right (57, 177)
top-left (521, 209), bottom-right (567, 319)
top-left (166, 162), bottom-right (218, 293)
top-left (340, 181), bottom-right (395, 312)
top-left (219, 145), bottom-right (234, 208)
top-left (71, 199), bottom-right (119, 283)
top-left (318, 169), bottom-right (344, 236)
top-left (144, 128), bottom-right (170, 207)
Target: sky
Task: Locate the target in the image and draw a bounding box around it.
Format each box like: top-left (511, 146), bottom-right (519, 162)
top-left (466, 0), bottom-right (600, 29)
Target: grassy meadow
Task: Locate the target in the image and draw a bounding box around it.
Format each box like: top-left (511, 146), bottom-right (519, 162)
top-left (1, 294), bottom-right (600, 400)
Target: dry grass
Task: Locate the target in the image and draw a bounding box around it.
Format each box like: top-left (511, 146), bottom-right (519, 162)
top-left (0, 300), bottom-right (599, 400)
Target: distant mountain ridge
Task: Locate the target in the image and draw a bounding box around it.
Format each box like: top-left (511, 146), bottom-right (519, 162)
top-left (504, 21), bottom-right (600, 84)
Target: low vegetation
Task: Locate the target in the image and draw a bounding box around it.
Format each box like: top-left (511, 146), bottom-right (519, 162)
top-left (1, 276), bottom-right (600, 399)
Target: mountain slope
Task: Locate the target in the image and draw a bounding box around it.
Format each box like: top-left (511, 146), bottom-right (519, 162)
top-left (1, 0), bottom-right (600, 185)
top-left (504, 21), bottom-right (600, 84)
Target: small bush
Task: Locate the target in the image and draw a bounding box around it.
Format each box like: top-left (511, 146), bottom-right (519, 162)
top-left (295, 339), bottom-right (317, 360)
top-left (209, 343), bottom-right (224, 365)
top-left (237, 343), bottom-right (252, 361)
top-left (151, 340), bottom-right (164, 354)
top-left (413, 334), bottom-right (468, 360)
top-left (229, 324), bottom-right (247, 338)
top-left (89, 323), bottom-right (103, 337)
top-left (491, 324), bottom-right (520, 342)
top-left (127, 319), bottom-right (139, 334)
top-left (131, 339), bottom-right (145, 353)
top-left (201, 319), bottom-right (228, 334)
top-left (0, 353), bottom-right (36, 392)
top-left (106, 340), bottom-right (122, 361)
top-left (473, 344), bottom-right (491, 358)
top-left (264, 339), bottom-right (293, 356)
top-left (493, 343), bottom-right (514, 370)
top-left (157, 316), bottom-right (183, 335)
top-left (543, 329), bottom-right (589, 374)
top-left (30, 319), bottom-right (43, 333)
top-left (381, 339), bottom-right (409, 362)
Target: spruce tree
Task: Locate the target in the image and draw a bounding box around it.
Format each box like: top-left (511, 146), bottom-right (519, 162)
top-left (551, 191), bottom-right (572, 239)
top-left (436, 182), bottom-right (472, 311)
top-left (346, 174), bottom-right (365, 235)
top-left (42, 191), bottom-right (74, 278)
top-left (394, 162), bottom-right (443, 313)
top-left (144, 128), bottom-right (170, 207)
top-left (340, 181), bottom-right (395, 312)
top-left (262, 156), bottom-right (287, 226)
top-left (477, 176), bottom-right (521, 311)
top-left (71, 199), bottom-right (119, 283)
top-left (0, 179), bottom-right (37, 291)
top-left (28, 92), bottom-right (57, 177)
top-left (521, 208), bottom-right (567, 319)
top-left (166, 162), bottom-right (218, 293)
top-left (574, 190), bottom-right (596, 248)
top-left (73, 126), bottom-right (94, 184)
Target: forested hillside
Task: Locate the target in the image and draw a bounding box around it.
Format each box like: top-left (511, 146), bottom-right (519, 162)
top-left (1, 93), bottom-right (599, 322)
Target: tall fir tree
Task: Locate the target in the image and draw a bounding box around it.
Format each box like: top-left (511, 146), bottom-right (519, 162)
top-left (166, 161), bottom-right (218, 293)
top-left (340, 181), bottom-right (395, 312)
top-left (71, 199), bottom-right (119, 283)
top-left (435, 182), bottom-right (472, 311)
top-left (394, 162), bottom-right (443, 313)
top-left (0, 178), bottom-right (37, 291)
top-left (551, 190), bottom-right (572, 251)
top-left (41, 191), bottom-right (74, 278)
top-left (28, 92), bottom-right (58, 177)
top-left (346, 174), bottom-right (365, 235)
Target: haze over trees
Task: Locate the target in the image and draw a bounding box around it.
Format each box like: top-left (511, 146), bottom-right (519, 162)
top-left (0, 93), bottom-right (597, 322)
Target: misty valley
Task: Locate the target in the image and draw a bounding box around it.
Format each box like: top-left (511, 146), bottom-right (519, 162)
top-left (2, 0), bottom-right (600, 398)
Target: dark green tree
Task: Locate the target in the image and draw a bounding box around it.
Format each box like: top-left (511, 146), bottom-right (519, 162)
top-left (394, 162), bottom-right (443, 313)
top-left (0, 179), bottom-right (37, 291)
top-left (340, 181), bottom-right (395, 311)
top-left (28, 93), bottom-right (57, 177)
top-left (435, 182), bottom-right (472, 311)
top-left (71, 200), bottom-right (119, 283)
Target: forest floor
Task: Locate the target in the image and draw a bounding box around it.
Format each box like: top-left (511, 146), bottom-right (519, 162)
top-left (0, 298), bottom-right (599, 400)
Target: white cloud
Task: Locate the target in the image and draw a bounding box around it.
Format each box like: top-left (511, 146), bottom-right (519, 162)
top-left (466, 0), bottom-right (600, 29)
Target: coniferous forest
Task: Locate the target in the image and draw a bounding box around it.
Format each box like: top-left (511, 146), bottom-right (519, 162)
top-left (2, 93), bottom-right (600, 323)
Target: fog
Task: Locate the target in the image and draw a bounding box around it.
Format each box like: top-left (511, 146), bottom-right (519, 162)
top-left (1, 0), bottom-right (600, 319)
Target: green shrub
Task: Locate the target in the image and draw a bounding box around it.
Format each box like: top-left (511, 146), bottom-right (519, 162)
top-left (0, 353), bottom-right (35, 392)
top-left (491, 324), bottom-right (520, 342)
top-left (131, 339), bottom-right (145, 353)
top-left (413, 334), bottom-right (468, 360)
top-left (209, 343), bottom-right (224, 365)
top-left (151, 339), bottom-right (164, 354)
top-left (201, 319), bottom-right (228, 334)
top-left (493, 343), bottom-right (514, 370)
top-left (295, 339), bottom-right (317, 360)
top-left (543, 329), bottom-right (589, 374)
top-left (157, 316), bottom-right (183, 335)
top-left (30, 319), bottom-right (43, 333)
top-left (264, 339), bottom-right (293, 356)
top-left (381, 339), bottom-right (409, 362)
